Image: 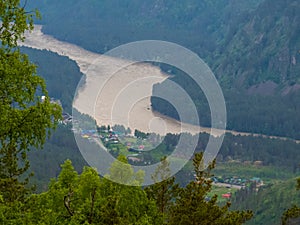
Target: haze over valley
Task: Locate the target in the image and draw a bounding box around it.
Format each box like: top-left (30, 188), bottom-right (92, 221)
top-left (1, 1), bottom-right (299, 224)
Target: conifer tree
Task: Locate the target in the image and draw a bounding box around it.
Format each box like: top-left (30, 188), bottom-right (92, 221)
top-left (167, 152), bottom-right (253, 225)
top-left (145, 156), bottom-right (179, 221)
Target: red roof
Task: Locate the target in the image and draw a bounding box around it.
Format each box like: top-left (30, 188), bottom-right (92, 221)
top-left (222, 193), bottom-right (231, 199)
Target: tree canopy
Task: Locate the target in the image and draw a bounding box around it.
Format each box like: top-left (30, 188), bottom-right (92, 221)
top-left (0, 153), bottom-right (253, 224)
top-left (0, 0), bottom-right (61, 202)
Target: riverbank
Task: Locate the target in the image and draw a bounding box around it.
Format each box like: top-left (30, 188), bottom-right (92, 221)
top-left (19, 26), bottom-right (300, 143)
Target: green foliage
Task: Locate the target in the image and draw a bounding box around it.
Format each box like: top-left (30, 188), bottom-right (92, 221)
top-left (27, 125), bottom-right (87, 192)
top-left (282, 205), bottom-right (300, 225)
top-left (0, 153), bottom-right (255, 224)
top-left (232, 178), bottom-right (300, 225)
top-left (134, 129), bottom-right (149, 140)
top-left (143, 133), bottom-right (300, 178)
top-left (24, 159), bottom-right (161, 225)
top-left (0, 0), bottom-right (40, 48)
top-left (145, 157), bottom-right (180, 221)
top-left (0, 2), bottom-right (61, 202)
top-left (218, 133), bottom-right (300, 172)
top-left (105, 155), bottom-right (145, 185)
top-left (214, 163), bottom-right (297, 182)
top-left (215, 0), bottom-right (300, 87)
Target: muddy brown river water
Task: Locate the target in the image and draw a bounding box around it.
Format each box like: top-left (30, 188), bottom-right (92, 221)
top-left (19, 26), bottom-right (300, 143)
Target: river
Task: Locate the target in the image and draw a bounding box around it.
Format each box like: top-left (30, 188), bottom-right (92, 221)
top-left (19, 26), bottom-right (299, 143)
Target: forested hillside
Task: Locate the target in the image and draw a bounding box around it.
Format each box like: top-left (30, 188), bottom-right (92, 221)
top-left (232, 178), bottom-right (300, 225)
top-left (21, 48), bottom-right (84, 113)
top-left (28, 0), bottom-right (263, 56)
top-left (213, 0), bottom-right (300, 89)
top-left (28, 0), bottom-right (299, 89)
top-left (152, 70), bottom-right (300, 139)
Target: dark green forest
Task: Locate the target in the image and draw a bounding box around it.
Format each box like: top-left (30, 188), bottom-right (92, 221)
top-left (28, 0), bottom-right (300, 87)
top-left (152, 67), bottom-right (300, 139)
top-left (21, 47), bottom-right (85, 113)
top-left (232, 178), bottom-right (300, 225)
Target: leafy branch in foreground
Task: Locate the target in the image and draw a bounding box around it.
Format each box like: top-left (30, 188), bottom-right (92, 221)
top-left (0, 1), bottom-right (61, 202)
top-left (0, 0), bottom-right (40, 49)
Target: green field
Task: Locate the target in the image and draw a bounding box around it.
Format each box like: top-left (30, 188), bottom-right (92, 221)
top-left (214, 162), bottom-right (299, 183)
top-left (206, 185), bottom-right (239, 204)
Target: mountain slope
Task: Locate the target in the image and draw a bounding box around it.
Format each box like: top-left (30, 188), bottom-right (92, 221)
top-left (214, 0), bottom-right (300, 91)
top-left (27, 0), bottom-right (262, 59)
top-left (27, 0), bottom-right (300, 90)
top-left (232, 178), bottom-right (300, 225)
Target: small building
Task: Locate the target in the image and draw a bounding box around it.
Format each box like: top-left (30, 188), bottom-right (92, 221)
top-left (62, 112), bottom-right (73, 124)
top-left (127, 156), bottom-right (142, 162)
top-left (222, 193), bottom-right (231, 199)
top-left (253, 161), bottom-right (263, 167)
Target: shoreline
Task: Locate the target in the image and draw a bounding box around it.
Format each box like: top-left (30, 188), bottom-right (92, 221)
top-left (19, 26), bottom-right (300, 143)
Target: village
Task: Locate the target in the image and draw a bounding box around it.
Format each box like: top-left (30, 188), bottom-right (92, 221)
top-left (70, 121), bottom-right (265, 200)
top-left (57, 105), bottom-right (266, 202)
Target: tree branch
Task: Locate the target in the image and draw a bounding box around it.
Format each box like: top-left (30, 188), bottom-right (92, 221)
top-left (64, 193), bottom-right (74, 216)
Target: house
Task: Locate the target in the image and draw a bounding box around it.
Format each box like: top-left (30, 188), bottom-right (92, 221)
top-left (127, 156), bottom-right (142, 162)
top-left (250, 177), bottom-right (264, 187)
top-left (222, 193), bottom-right (231, 199)
top-left (62, 112), bottom-right (72, 124)
top-left (254, 161), bottom-right (263, 167)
